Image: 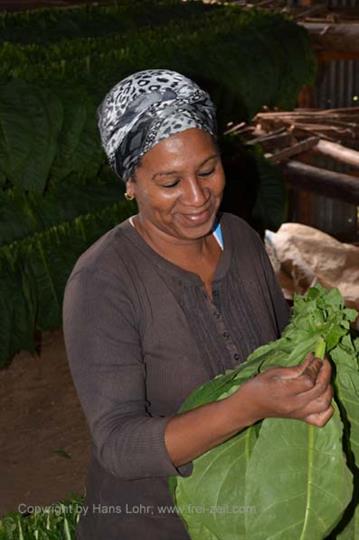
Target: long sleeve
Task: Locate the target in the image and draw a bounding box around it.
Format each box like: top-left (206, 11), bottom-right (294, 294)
top-left (62, 268), bottom-right (191, 480)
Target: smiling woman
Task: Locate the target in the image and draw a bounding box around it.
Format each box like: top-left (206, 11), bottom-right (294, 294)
top-left (128, 129), bottom-right (224, 234)
top-left (63, 70), bottom-right (333, 540)
top-left (126, 129), bottom-right (225, 298)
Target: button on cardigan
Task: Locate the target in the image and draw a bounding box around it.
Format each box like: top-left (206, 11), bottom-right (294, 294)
top-left (62, 212), bottom-right (289, 540)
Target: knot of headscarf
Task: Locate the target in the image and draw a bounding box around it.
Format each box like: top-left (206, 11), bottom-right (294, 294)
top-left (97, 69), bottom-right (217, 182)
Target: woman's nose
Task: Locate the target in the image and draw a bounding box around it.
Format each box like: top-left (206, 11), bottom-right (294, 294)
top-left (181, 177), bottom-right (209, 207)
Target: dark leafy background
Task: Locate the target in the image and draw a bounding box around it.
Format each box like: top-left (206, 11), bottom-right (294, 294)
top-left (0, 1), bottom-right (315, 368)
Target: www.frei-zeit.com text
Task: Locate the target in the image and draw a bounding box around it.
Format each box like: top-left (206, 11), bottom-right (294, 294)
top-left (18, 503), bottom-right (257, 517)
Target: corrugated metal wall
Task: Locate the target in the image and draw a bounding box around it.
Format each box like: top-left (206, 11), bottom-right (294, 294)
top-left (296, 6), bottom-right (359, 242)
top-left (314, 60), bottom-right (359, 109)
top-left (319, 0), bottom-right (359, 111)
top-left (328, 0), bottom-right (357, 7)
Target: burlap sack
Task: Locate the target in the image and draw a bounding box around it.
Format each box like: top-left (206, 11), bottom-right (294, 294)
top-left (265, 224), bottom-right (359, 321)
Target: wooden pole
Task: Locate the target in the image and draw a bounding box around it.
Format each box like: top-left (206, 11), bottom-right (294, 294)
top-left (268, 137), bottom-right (320, 163)
top-left (283, 160), bottom-right (359, 204)
top-left (314, 140), bottom-right (359, 168)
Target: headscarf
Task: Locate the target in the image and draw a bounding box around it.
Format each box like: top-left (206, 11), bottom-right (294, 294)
top-left (97, 69), bottom-right (217, 182)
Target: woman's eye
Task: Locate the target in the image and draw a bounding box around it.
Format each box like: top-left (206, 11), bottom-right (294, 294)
top-left (198, 168), bottom-right (215, 177)
top-left (162, 179), bottom-right (180, 188)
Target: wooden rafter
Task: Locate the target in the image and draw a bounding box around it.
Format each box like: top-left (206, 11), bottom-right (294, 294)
top-left (230, 107), bottom-right (359, 204)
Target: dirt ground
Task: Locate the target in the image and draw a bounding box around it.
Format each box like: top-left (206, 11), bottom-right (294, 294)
top-left (0, 329), bottom-right (90, 517)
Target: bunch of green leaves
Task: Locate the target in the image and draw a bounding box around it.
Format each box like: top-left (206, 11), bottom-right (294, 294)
top-left (0, 4), bottom-right (315, 371)
top-left (170, 285), bottom-right (359, 539)
top-left (0, 0), bottom-right (214, 45)
top-left (0, 8), bottom-right (315, 119)
top-left (0, 9), bottom-right (315, 197)
top-left (0, 495), bottom-right (83, 540)
top-left (0, 200), bottom-right (135, 368)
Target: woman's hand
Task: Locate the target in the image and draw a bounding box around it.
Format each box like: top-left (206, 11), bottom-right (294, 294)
top-left (165, 354), bottom-right (333, 467)
top-left (229, 353), bottom-right (334, 427)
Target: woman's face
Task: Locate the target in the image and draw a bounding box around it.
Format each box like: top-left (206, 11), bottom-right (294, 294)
top-left (126, 128), bottom-right (225, 242)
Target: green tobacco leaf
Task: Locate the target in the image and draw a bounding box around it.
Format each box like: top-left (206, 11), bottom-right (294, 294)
top-left (332, 337), bottom-right (359, 433)
top-left (330, 335), bottom-right (359, 537)
top-left (0, 188), bottom-right (42, 245)
top-left (0, 179), bottom-right (122, 247)
top-left (175, 426), bottom-right (258, 540)
top-left (170, 356), bottom-right (264, 517)
top-left (23, 238), bottom-right (61, 331)
top-left (49, 90), bottom-right (103, 184)
top-left (49, 90), bottom-right (89, 183)
top-left (179, 356), bottom-right (265, 415)
top-left (282, 285), bottom-right (357, 353)
top-left (0, 199), bottom-right (135, 367)
top-left (0, 80), bottom-right (62, 192)
top-left (244, 406), bottom-right (353, 539)
top-left (338, 505), bottom-right (359, 539)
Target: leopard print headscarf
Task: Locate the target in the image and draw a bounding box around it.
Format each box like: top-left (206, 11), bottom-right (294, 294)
top-left (97, 69), bottom-right (217, 182)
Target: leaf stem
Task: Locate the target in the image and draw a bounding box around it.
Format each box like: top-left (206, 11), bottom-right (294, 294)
top-left (300, 336), bottom-right (326, 540)
top-left (314, 337), bottom-right (326, 360)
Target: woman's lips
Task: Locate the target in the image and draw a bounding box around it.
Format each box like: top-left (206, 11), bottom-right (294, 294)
top-left (180, 208), bottom-right (212, 225)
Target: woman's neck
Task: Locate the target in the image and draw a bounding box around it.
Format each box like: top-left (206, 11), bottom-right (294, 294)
top-left (132, 214), bottom-right (220, 271)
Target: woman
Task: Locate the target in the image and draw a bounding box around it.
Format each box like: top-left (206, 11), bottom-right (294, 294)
top-left (63, 69), bottom-right (333, 540)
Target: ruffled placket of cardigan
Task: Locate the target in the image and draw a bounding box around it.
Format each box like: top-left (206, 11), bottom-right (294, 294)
top-left (121, 214), bottom-right (246, 376)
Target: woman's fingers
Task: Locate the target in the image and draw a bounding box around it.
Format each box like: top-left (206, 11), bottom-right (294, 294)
top-left (268, 353), bottom-right (331, 384)
top-left (265, 366), bottom-right (321, 396)
top-left (266, 353), bottom-right (326, 395)
top-left (300, 384), bottom-right (334, 416)
top-left (271, 352), bottom-right (320, 383)
top-left (304, 405), bottom-right (334, 427)
top-left (295, 357), bottom-right (332, 403)
top-left (315, 357), bottom-right (332, 385)
top-left (301, 354), bottom-right (324, 382)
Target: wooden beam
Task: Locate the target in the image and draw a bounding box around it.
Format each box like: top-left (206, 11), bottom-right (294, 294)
top-left (268, 137), bottom-right (320, 163)
top-left (256, 108), bottom-right (359, 119)
top-left (317, 50), bottom-right (359, 62)
top-left (283, 160), bottom-right (359, 204)
top-left (314, 140), bottom-right (359, 168)
top-left (255, 109), bottom-right (359, 142)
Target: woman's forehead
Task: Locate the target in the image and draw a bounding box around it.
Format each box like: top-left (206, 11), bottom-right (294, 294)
top-left (140, 129), bottom-right (217, 173)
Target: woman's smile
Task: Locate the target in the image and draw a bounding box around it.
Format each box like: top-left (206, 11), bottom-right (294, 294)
top-left (178, 207), bottom-right (213, 226)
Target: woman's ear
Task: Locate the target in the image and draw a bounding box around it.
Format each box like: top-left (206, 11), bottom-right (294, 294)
top-left (125, 178), bottom-right (135, 198)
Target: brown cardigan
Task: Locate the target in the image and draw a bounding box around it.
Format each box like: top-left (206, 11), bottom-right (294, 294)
top-left (62, 212), bottom-right (289, 540)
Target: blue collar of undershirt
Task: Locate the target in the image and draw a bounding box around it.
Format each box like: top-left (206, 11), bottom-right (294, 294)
top-left (213, 221), bottom-right (223, 250)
